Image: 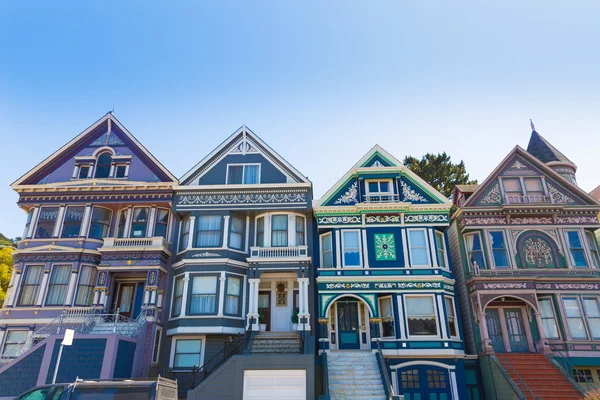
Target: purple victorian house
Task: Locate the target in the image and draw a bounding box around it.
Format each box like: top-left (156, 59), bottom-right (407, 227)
top-left (0, 113), bottom-right (178, 398)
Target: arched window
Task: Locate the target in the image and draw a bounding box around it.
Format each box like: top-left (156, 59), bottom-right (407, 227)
top-left (94, 152), bottom-right (112, 178)
top-left (517, 232), bottom-right (559, 268)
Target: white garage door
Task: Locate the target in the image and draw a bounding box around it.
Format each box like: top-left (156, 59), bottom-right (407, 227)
top-left (243, 369), bottom-right (306, 400)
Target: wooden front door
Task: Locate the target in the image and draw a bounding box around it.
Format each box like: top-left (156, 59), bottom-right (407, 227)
top-left (116, 283), bottom-right (136, 318)
top-left (486, 308), bottom-right (505, 353)
top-left (337, 301), bottom-right (360, 349)
top-left (504, 308), bottom-right (529, 352)
top-left (258, 291), bottom-right (271, 331)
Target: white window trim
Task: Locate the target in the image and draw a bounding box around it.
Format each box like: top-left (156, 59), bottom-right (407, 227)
top-left (379, 295), bottom-right (396, 339)
top-left (486, 230), bottom-right (511, 269)
top-left (403, 294), bottom-right (440, 339)
top-left (1, 329), bottom-right (31, 354)
top-left (87, 206), bottom-right (113, 240)
top-left (585, 231), bottom-right (600, 268)
top-left (169, 335), bottom-right (206, 371)
top-left (16, 264), bottom-right (45, 307)
top-left (365, 179), bottom-right (393, 195)
top-left (170, 273), bottom-right (186, 319)
top-left (538, 296), bottom-right (561, 340)
top-left (129, 206), bottom-right (151, 239)
top-left (32, 206), bottom-right (60, 239)
top-left (254, 212), bottom-right (307, 248)
top-left (499, 176), bottom-right (547, 198)
top-left (582, 296), bottom-right (600, 340)
top-left (341, 229), bottom-right (362, 268)
top-left (560, 296), bottom-right (590, 340)
top-left (444, 295), bottom-right (459, 339)
top-left (152, 326), bottom-right (163, 364)
top-left (73, 264), bottom-right (97, 307)
top-left (407, 228), bottom-right (431, 267)
top-left (44, 263), bottom-right (73, 306)
top-left (564, 229), bottom-right (589, 268)
top-left (320, 232), bottom-right (334, 269)
top-left (225, 163), bottom-right (261, 185)
top-left (435, 231), bottom-right (449, 270)
top-left (464, 231), bottom-right (486, 270)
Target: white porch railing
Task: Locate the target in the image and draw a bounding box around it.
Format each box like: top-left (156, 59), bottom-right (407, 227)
top-left (250, 246), bottom-right (309, 258)
top-left (101, 237), bottom-right (169, 248)
top-left (504, 195), bottom-right (550, 204)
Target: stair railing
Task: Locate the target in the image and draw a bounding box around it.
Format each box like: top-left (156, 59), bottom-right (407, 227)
top-left (546, 343), bottom-right (593, 394)
top-left (190, 322), bottom-right (254, 390)
top-left (319, 352), bottom-right (330, 400)
top-left (492, 354), bottom-right (539, 400)
top-left (375, 339), bottom-right (400, 400)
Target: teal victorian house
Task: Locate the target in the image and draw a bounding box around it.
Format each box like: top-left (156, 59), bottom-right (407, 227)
top-left (314, 146), bottom-right (473, 400)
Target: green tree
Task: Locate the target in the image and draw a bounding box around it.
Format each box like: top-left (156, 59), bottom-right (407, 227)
top-left (0, 247), bottom-right (13, 307)
top-left (403, 152), bottom-right (477, 198)
top-left (0, 233), bottom-right (17, 247)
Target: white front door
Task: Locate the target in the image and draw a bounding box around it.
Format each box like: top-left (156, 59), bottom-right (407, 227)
top-left (243, 370), bottom-right (306, 400)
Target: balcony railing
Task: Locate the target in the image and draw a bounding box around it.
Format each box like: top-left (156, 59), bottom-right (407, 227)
top-left (101, 237), bottom-right (169, 249)
top-left (362, 194), bottom-right (400, 203)
top-left (250, 246), bottom-right (309, 258)
top-left (504, 195), bottom-right (550, 204)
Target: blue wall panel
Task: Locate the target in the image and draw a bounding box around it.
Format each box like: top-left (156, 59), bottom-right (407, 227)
top-left (113, 340), bottom-right (136, 379)
top-left (0, 344), bottom-right (45, 396)
top-left (46, 339), bottom-right (106, 384)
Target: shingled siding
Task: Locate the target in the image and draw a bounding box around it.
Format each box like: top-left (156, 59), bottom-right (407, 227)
top-left (45, 339), bottom-right (106, 384)
top-left (0, 344), bottom-right (45, 397)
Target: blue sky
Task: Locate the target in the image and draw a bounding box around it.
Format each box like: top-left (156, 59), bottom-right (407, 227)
top-left (1, 1), bottom-right (600, 238)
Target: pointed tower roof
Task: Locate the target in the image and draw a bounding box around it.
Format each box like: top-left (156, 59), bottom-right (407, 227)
top-left (527, 128), bottom-right (573, 164)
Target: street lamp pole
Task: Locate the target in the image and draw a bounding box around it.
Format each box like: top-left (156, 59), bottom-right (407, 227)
top-left (52, 328), bottom-right (74, 384)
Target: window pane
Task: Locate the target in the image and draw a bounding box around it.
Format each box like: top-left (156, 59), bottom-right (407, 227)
top-left (78, 166), bottom-right (89, 179)
top-left (409, 230), bottom-right (428, 266)
top-left (296, 216), bottom-right (305, 246)
top-left (154, 209), bottom-right (169, 238)
top-left (74, 266), bottom-right (97, 306)
top-left (563, 298), bottom-right (588, 339)
top-left (407, 297), bottom-right (438, 336)
top-left (35, 207), bottom-right (59, 238)
top-left (409, 230), bottom-right (426, 247)
top-left (176, 339), bottom-right (202, 353)
top-left (131, 208), bottom-right (149, 238)
top-left (179, 219), bottom-right (190, 252)
top-left (196, 215), bottom-right (222, 247)
top-left (46, 265), bottom-right (71, 305)
top-left (368, 182), bottom-right (378, 192)
top-left (89, 208), bottom-right (111, 240)
top-left (321, 234), bottom-right (333, 268)
top-left (61, 206), bottom-right (85, 238)
top-left (568, 231), bottom-right (583, 248)
top-left (489, 231), bottom-right (509, 268)
top-left (243, 165), bottom-right (259, 184)
top-left (256, 217), bottom-right (265, 247)
top-left (568, 231), bottom-right (588, 267)
top-left (115, 165), bottom-right (127, 178)
top-left (94, 153), bottom-right (112, 178)
top-left (379, 182), bottom-right (389, 192)
top-left (343, 231), bottom-right (360, 266)
top-left (192, 276), bottom-right (217, 294)
top-left (227, 277), bottom-right (241, 296)
top-left (584, 299), bottom-right (600, 339)
top-left (271, 215), bottom-right (289, 247)
top-left (406, 297), bottom-right (435, 316)
top-left (227, 165), bottom-right (243, 184)
top-left (502, 178), bottom-right (521, 192)
top-left (524, 177), bottom-right (543, 192)
top-left (18, 266), bottom-right (43, 306)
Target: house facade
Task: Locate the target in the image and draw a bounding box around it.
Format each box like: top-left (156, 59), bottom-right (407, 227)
top-left (0, 113), bottom-right (178, 397)
top-left (166, 126), bottom-right (316, 399)
top-left (314, 146), bottom-right (473, 400)
top-left (449, 128), bottom-right (600, 399)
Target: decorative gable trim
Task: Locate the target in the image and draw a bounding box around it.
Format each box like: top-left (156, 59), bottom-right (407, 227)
top-left (179, 125), bottom-right (310, 186)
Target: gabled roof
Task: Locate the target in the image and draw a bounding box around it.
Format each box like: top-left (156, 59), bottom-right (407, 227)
top-left (317, 145), bottom-right (451, 206)
top-left (463, 145), bottom-right (599, 208)
top-left (590, 185), bottom-right (600, 202)
top-left (527, 129), bottom-right (574, 165)
top-left (11, 113), bottom-right (177, 187)
top-left (179, 125), bottom-right (310, 186)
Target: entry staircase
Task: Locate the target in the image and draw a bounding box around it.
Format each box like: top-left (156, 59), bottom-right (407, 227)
top-left (497, 353), bottom-right (581, 399)
top-left (0, 308), bottom-right (146, 365)
top-left (250, 332), bottom-right (303, 354)
top-left (327, 351), bottom-right (386, 400)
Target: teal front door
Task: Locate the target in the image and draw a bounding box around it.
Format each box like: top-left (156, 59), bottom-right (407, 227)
top-left (398, 366), bottom-right (452, 400)
top-left (486, 309), bottom-right (505, 353)
top-left (337, 302), bottom-right (360, 349)
top-left (504, 308), bottom-right (529, 352)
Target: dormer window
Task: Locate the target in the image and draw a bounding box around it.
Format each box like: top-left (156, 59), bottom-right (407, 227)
top-left (78, 165), bottom-right (90, 179)
top-left (95, 152), bottom-right (112, 178)
top-left (364, 179), bottom-right (396, 202)
top-left (115, 164), bottom-right (127, 178)
top-left (502, 177), bottom-right (547, 203)
top-left (226, 164), bottom-right (260, 184)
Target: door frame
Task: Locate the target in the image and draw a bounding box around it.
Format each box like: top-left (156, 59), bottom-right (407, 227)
top-left (115, 282), bottom-right (137, 318)
top-left (391, 362), bottom-right (459, 400)
top-left (487, 305), bottom-right (534, 352)
top-left (258, 290), bottom-right (272, 332)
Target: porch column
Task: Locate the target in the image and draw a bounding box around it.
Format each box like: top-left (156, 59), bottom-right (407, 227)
top-left (298, 277), bottom-right (310, 331)
top-left (36, 269), bottom-right (50, 306)
top-left (478, 310), bottom-right (493, 353)
top-left (186, 216), bottom-right (196, 250)
top-left (5, 269), bottom-right (23, 307)
top-left (534, 311), bottom-right (551, 353)
top-left (247, 278), bottom-right (260, 331)
top-left (64, 267), bottom-right (79, 306)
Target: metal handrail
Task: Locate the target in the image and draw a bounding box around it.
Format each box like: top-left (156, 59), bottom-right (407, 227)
top-left (493, 354), bottom-right (539, 400)
top-left (375, 339), bottom-right (396, 400)
top-left (546, 343), bottom-right (594, 394)
top-left (321, 352), bottom-right (329, 398)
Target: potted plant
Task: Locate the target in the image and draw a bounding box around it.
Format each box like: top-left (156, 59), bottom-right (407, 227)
top-left (258, 310), bottom-right (267, 332)
top-left (291, 307), bottom-right (300, 331)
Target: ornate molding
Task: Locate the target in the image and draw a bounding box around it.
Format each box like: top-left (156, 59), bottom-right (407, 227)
top-left (192, 252), bottom-right (221, 257)
top-left (334, 182), bottom-right (358, 205)
top-left (480, 183), bottom-right (502, 204)
top-left (317, 216), bottom-right (361, 225)
top-left (463, 217), bottom-right (507, 226)
top-left (510, 160), bottom-right (526, 170)
top-left (405, 214), bottom-right (448, 223)
top-left (400, 181), bottom-right (427, 202)
top-left (482, 282), bottom-right (528, 289)
top-left (556, 215), bottom-right (599, 224)
top-left (547, 183), bottom-right (575, 204)
top-left (366, 215), bottom-right (401, 224)
top-left (511, 217), bottom-right (553, 225)
top-left (177, 192), bottom-right (306, 206)
top-left (370, 160), bottom-right (384, 167)
top-left (229, 138), bottom-right (259, 154)
top-left (535, 283), bottom-right (599, 290)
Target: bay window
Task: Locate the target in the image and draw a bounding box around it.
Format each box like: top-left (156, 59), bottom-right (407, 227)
top-left (366, 180), bottom-right (393, 202)
top-left (539, 298), bottom-right (560, 339)
top-left (35, 207), bottom-right (59, 238)
top-left (342, 230), bottom-right (361, 267)
top-left (229, 216), bottom-right (244, 250)
top-left (195, 216), bottom-right (222, 247)
top-left (179, 219), bottom-right (190, 252)
top-left (563, 298), bottom-right (588, 339)
top-left (406, 296), bottom-right (438, 336)
top-left (172, 276), bottom-right (184, 317)
top-left (320, 233), bottom-right (333, 268)
top-left (296, 216), bottom-right (306, 246)
top-left (225, 276), bottom-right (241, 315)
top-left (117, 210), bottom-right (128, 238)
top-left (435, 231), bottom-right (447, 268)
top-left (88, 207), bottom-right (112, 240)
top-left (567, 231), bottom-right (588, 267)
top-left (256, 217), bottom-right (265, 247)
top-left (271, 215), bottom-right (288, 247)
top-left (94, 152), bottom-right (112, 178)
top-left (130, 208), bottom-right (149, 238)
top-left (445, 297), bottom-right (458, 337)
top-left (585, 232), bottom-right (600, 268)
top-left (489, 231), bottom-right (509, 268)
top-left (408, 230), bottom-right (429, 266)
top-left (45, 265), bottom-right (71, 306)
top-left (465, 232), bottom-right (486, 270)
top-left (17, 265), bottom-right (44, 306)
top-left (154, 209), bottom-right (169, 238)
top-left (189, 275), bottom-right (218, 314)
top-left (74, 266), bottom-right (97, 306)
top-left (379, 297), bottom-right (395, 338)
top-left (61, 206), bottom-right (85, 238)
top-left (583, 298), bottom-right (600, 339)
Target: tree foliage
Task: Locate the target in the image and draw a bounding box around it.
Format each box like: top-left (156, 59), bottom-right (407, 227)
top-left (0, 247), bottom-right (13, 307)
top-left (0, 233), bottom-right (16, 248)
top-left (403, 152), bottom-right (477, 198)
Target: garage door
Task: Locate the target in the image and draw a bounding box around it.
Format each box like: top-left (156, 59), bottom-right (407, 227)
top-left (243, 369), bottom-right (306, 400)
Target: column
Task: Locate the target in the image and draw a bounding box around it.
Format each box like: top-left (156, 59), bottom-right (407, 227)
top-left (217, 272), bottom-right (226, 316)
top-left (5, 270), bottom-right (22, 307)
top-left (298, 277), bottom-right (310, 331)
top-left (265, 215), bottom-right (272, 247)
top-left (26, 206), bottom-right (40, 238)
top-left (109, 163), bottom-right (115, 178)
top-left (534, 311), bottom-right (550, 353)
top-left (222, 215), bottom-right (230, 249)
top-left (147, 207), bottom-right (157, 237)
top-left (245, 216), bottom-right (250, 253)
top-left (478, 310), bottom-right (493, 353)
top-left (123, 207), bottom-right (132, 238)
top-left (87, 163), bottom-right (93, 178)
top-left (64, 268), bottom-right (79, 306)
top-left (52, 206), bottom-right (66, 238)
top-left (180, 273), bottom-right (190, 317)
top-left (72, 165), bottom-right (79, 179)
top-left (288, 215), bottom-right (296, 247)
top-left (186, 216), bottom-right (196, 250)
top-left (437, 294), bottom-right (448, 339)
top-left (248, 278), bottom-right (260, 330)
top-left (36, 269), bottom-right (50, 306)
top-left (429, 229), bottom-right (438, 267)
top-left (80, 204), bottom-right (92, 238)
top-left (362, 229), bottom-right (370, 268)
